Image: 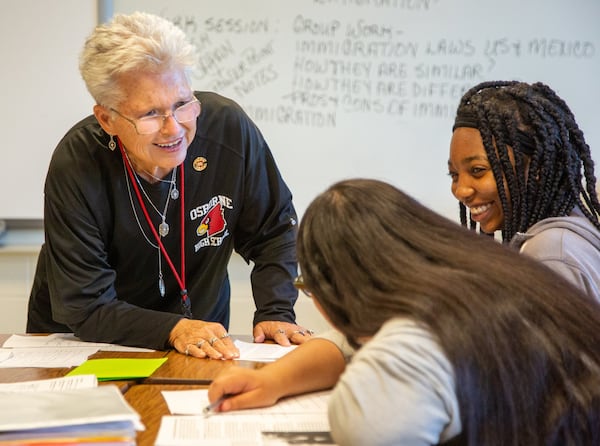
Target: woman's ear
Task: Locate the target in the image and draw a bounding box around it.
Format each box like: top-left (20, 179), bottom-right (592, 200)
top-left (93, 104), bottom-right (116, 135)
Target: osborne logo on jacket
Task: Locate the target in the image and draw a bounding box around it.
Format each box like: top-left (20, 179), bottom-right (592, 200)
top-left (191, 195), bottom-right (232, 251)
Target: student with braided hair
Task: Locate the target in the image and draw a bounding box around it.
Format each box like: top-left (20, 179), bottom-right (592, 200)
top-left (448, 80), bottom-right (600, 301)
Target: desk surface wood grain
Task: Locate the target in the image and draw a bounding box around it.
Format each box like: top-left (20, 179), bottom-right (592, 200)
top-left (125, 383), bottom-right (208, 446)
top-left (145, 349), bottom-right (265, 384)
top-left (0, 333), bottom-right (168, 390)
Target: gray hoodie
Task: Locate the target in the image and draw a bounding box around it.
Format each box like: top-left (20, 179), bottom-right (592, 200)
top-left (510, 208), bottom-right (600, 303)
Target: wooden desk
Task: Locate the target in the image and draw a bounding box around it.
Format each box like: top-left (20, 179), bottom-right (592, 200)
top-left (0, 333), bottom-right (268, 386)
top-left (124, 383), bottom-right (208, 446)
top-left (0, 365), bottom-right (71, 384)
top-left (0, 334), bottom-right (168, 391)
top-left (0, 333), bottom-right (270, 444)
top-left (145, 349), bottom-right (265, 384)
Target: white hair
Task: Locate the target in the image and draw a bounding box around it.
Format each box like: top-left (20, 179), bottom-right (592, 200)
top-left (79, 11), bottom-right (197, 108)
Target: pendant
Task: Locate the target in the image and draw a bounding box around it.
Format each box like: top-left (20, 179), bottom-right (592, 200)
top-left (158, 276), bottom-right (166, 297)
top-left (159, 221), bottom-right (170, 237)
top-left (170, 187), bottom-right (179, 200)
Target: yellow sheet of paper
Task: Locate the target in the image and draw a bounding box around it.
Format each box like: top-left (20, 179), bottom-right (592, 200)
top-left (66, 358), bottom-right (168, 381)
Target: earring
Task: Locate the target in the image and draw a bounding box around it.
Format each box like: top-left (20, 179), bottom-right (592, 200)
top-left (108, 134), bottom-right (116, 151)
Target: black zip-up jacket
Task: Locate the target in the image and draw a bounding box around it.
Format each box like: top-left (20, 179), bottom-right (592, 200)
top-left (27, 92), bottom-right (299, 350)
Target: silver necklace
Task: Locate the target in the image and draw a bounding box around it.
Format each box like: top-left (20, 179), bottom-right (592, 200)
top-left (122, 155), bottom-right (173, 297)
top-left (124, 152), bottom-right (176, 237)
top-left (142, 169), bottom-right (179, 200)
top-left (136, 170), bottom-right (175, 237)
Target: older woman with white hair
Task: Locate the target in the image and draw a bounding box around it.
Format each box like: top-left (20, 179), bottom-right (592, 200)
top-left (27, 12), bottom-right (310, 356)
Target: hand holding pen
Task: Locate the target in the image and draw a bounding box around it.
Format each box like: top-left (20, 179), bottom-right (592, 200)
top-left (206, 366), bottom-right (282, 414)
top-left (203, 394), bottom-right (231, 417)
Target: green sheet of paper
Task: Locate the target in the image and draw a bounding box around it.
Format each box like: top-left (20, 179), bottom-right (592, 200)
top-left (66, 358), bottom-right (168, 381)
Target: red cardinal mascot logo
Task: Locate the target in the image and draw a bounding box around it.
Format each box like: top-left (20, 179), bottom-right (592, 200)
top-left (196, 203), bottom-right (227, 237)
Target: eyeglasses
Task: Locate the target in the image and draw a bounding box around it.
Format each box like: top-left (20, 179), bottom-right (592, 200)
top-left (110, 98), bottom-right (201, 135)
top-left (293, 275), bottom-right (312, 298)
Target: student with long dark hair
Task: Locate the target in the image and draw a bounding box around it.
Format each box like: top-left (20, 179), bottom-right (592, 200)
top-left (448, 81), bottom-right (600, 300)
top-left (208, 178), bottom-right (600, 446)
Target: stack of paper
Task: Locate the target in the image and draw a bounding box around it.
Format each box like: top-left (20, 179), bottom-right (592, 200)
top-left (0, 382), bottom-right (144, 445)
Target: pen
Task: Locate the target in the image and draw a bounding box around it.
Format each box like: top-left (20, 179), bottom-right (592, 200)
top-left (203, 394), bottom-right (232, 417)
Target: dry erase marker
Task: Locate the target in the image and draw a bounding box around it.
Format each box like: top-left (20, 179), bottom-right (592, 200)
top-left (203, 394), bottom-right (231, 416)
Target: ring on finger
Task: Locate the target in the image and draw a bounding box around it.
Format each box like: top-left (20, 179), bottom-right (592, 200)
top-left (220, 333), bottom-right (230, 339)
top-left (209, 336), bottom-right (219, 346)
top-left (196, 340), bottom-right (206, 348)
top-left (292, 330), bottom-right (305, 336)
top-left (307, 329), bottom-right (315, 335)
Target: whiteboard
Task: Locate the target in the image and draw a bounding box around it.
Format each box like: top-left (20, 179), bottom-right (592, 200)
top-left (0, 0), bottom-right (96, 221)
top-left (4, 0), bottom-right (599, 223)
top-left (112, 0), bottom-right (600, 221)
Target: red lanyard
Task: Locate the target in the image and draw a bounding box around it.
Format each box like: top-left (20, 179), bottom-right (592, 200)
top-left (118, 138), bottom-right (191, 317)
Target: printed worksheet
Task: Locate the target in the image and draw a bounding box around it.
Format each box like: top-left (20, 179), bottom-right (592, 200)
top-left (3, 333), bottom-right (155, 352)
top-left (156, 390), bottom-right (334, 445)
top-left (155, 413), bottom-right (334, 445)
top-left (0, 346), bottom-right (100, 368)
top-left (161, 388), bottom-right (329, 416)
top-left (0, 374), bottom-right (97, 392)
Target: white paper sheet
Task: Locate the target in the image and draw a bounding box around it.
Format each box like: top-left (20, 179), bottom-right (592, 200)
top-left (155, 413), bottom-right (333, 446)
top-left (161, 389), bottom-right (330, 416)
top-left (0, 374), bottom-right (97, 392)
top-left (0, 334), bottom-right (154, 367)
top-left (3, 333), bottom-right (155, 352)
top-left (156, 390), bottom-right (334, 445)
top-left (234, 340), bottom-right (297, 362)
top-left (0, 346), bottom-right (101, 368)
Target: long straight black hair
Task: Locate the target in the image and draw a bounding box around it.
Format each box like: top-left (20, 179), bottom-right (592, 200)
top-left (297, 178), bottom-right (600, 445)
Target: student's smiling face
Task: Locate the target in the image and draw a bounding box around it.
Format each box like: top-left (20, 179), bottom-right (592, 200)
top-left (448, 127), bottom-right (505, 234)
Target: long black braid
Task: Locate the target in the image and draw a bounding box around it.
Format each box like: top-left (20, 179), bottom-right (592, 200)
top-left (453, 80), bottom-right (600, 242)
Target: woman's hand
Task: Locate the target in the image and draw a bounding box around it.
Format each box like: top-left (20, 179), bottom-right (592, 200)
top-left (253, 321), bottom-right (315, 346)
top-left (169, 318), bottom-right (240, 359)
